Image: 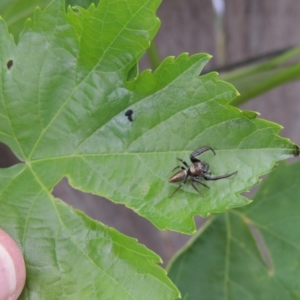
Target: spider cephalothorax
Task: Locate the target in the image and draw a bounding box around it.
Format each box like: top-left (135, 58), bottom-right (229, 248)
top-left (169, 146), bottom-right (237, 197)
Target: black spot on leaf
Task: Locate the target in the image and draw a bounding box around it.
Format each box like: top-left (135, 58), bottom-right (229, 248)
top-left (6, 60), bottom-right (13, 69)
top-left (125, 109), bottom-right (133, 122)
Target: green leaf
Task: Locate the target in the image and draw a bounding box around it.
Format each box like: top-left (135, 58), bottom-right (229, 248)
top-left (1, 166), bottom-right (178, 299)
top-left (0, 0), bottom-right (179, 299)
top-left (0, 0), bottom-right (98, 42)
top-left (0, 0), bottom-right (298, 297)
top-left (0, 0), bottom-right (50, 41)
top-left (167, 161), bottom-right (300, 299)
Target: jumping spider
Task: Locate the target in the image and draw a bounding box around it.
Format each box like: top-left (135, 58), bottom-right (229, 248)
top-left (169, 146), bottom-right (237, 197)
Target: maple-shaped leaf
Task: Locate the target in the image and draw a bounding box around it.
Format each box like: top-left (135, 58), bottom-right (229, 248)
top-left (0, 0), bottom-right (298, 298)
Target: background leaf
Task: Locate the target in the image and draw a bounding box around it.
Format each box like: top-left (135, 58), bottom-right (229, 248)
top-left (167, 161), bottom-right (300, 299)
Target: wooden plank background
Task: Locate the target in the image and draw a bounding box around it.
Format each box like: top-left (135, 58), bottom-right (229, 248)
top-left (1, 0), bottom-right (300, 265)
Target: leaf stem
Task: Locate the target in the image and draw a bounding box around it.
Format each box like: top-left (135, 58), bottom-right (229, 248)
top-left (220, 46), bottom-right (300, 106)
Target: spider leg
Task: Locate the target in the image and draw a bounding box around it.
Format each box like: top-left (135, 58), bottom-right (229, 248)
top-left (169, 179), bottom-right (187, 197)
top-left (192, 177), bottom-right (210, 189)
top-left (190, 146), bottom-right (216, 163)
top-left (171, 165), bottom-right (186, 172)
top-left (203, 171), bottom-right (237, 181)
top-left (191, 181), bottom-right (201, 194)
top-left (176, 158), bottom-right (189, 168)
top-left (201, 162), bottom-right (210, 171)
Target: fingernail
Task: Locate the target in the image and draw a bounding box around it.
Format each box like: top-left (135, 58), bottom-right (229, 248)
top-left (0, 230), bottom-right (26, 300)
top-left (0, 243), bottom-right (17, 299)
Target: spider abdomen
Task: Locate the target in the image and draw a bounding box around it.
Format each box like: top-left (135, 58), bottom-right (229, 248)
top-left (169, 169), bottom-right (187, 183)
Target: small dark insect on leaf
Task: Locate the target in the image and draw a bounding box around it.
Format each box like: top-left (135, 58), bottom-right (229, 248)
top-left (169, 146), bottom-right (237, 197)
top-left (125, 109), bottom-right (133, 122)
top-left (6, 60), bottom-right (13, 69)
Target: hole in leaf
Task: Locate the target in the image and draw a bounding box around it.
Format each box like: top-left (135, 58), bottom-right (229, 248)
top-left (125, 109), bottom-right (133, 122)
top-left (0, 143), bottom-right (21, 168)
top-left (6, 60), bottom-right (13, 69)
